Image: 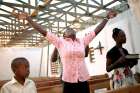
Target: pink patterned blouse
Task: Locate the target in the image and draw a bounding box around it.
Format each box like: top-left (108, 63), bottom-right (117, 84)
top-left (46, 30), bottom-right (95, 83)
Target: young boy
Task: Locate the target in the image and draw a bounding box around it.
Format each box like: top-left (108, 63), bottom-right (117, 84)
top-left (0, 57), bottom-right (37, 93)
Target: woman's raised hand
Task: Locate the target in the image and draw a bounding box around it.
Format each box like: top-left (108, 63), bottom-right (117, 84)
top-left (12, 10), bottom-right (28, 20)
top-left (107, 10), bottom-right (117, 19)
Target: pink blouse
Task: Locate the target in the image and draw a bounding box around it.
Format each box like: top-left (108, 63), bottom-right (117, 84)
top-left (46, 30), bottom-right (95, 83)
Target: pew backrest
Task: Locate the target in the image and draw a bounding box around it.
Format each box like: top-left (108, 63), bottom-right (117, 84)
top-left (106, 84), bottom-right (140, 93)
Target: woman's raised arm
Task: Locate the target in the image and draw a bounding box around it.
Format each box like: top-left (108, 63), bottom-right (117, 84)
top-left (83, 10), bottom-right (117, 46)
top-left (12, 10), bottom-right (47, 37)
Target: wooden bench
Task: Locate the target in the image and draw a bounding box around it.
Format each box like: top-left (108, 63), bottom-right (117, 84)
top-left (134, 72), bottom-right (140, 83)
top-left (106, 84), bottom-right (140, 93)
top-left (0, 77), bottom-right (62, 93)
top-left (89, 74), bottom-right (110, 93)
top-left (33, 77), bottom-right (62, 93)
top-left (0, 74), bottom-right (110, 93)
top-left (35, 75), bottom-right (110, 93)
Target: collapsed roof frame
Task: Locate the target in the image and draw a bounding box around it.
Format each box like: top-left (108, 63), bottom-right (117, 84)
top-left (0, 0), bottom-right (128, 47)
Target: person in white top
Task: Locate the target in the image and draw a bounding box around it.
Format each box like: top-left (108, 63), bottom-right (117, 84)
top-left (0, 57), bottom-right (37, 93)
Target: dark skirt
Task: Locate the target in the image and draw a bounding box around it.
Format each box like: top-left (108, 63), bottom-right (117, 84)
top-left (63, 81), bottom-right (90, 93)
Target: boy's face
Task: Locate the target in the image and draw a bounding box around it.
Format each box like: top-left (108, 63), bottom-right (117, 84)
top-left (14, 62), bottom-right (30, 79)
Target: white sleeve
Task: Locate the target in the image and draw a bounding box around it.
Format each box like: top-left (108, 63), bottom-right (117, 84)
top-left (32, 81), bottom-right (37, 93)
top-left (0, 86), bottom-right (10, 93)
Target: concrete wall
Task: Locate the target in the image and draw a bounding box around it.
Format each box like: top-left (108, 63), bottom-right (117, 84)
top-left (0, 47), bottom-right (42, 80)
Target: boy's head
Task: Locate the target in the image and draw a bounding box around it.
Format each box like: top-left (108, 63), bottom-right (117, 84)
top-left (11, 57), bottom-right (30, 79)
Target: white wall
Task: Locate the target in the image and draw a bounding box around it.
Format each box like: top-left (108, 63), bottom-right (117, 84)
top-left (0, 47), bottom-right (42, 80)
top-left (0, 45), bottom-right (56, 80)
top-left (128, 10), bottom-right (140, 72)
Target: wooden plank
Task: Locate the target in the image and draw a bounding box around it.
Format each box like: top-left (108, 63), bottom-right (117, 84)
top-left (106, 84), bottom-right (140, 93)
top-left (89, 74), bottom-right (110, 93)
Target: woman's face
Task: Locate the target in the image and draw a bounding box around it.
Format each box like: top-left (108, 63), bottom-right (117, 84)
top-left (63, 28), bottom-right (76, 39)
top-left (116, 31), bottom-right (126, 44)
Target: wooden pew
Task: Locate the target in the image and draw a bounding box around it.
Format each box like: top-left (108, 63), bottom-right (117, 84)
top-left (1, 77), bottom-right (140, 93)
top-left (0, 74), bottom-right (110, 93)
top-left (134, 72), bottom-right (140, 83)
top-left (0, 80), bottom-right (9, 89)
top-left (89, 74), bottom-right (110, 93)
top-left (106, 84), bottom-right (140, 93)
top-left (32, 77), bottom-right (62, 93)
top-left (37, 84), bottom-right (62, 93)
top-left (34, 75), bottom-right (110, 93)
top-left (0, 77), bottom-right (62, 93)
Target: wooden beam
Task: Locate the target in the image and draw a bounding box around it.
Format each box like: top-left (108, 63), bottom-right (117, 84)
top-left (1, 1), bottom-right (35, 9)
top-left (31, 0), bottom-right (53, 17)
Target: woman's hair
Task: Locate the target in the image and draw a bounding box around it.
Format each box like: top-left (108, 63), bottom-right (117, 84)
top-left (112, 28), bottom-right (122, 39)
top-left (63, 27), bottom-right (76, 37)
top-left (66, 27), bottom-right (73, 32)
